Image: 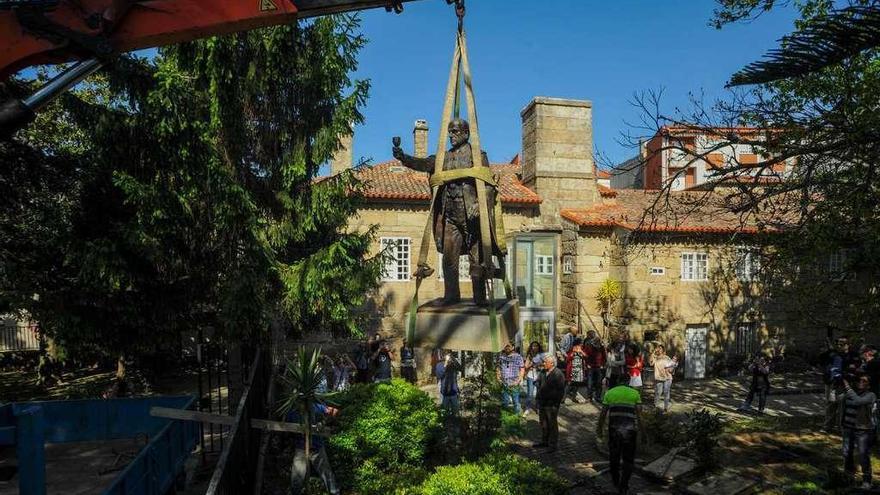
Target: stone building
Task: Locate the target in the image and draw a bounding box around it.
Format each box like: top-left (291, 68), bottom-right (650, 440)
top-left (611, 126), bottom-right (793, 191)
top-left (336, 97), bottom-right (814, 379)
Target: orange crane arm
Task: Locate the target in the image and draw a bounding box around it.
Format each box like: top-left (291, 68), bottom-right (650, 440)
top-left (0, 0), bottom-right (418, 80)
top-left (0, 0), bottom-right (431, 137)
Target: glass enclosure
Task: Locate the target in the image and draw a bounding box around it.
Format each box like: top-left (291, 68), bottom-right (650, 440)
top-left (509, 234), bottom-right (558, 353)
top-left (513, 236), bottom-right (556, 308)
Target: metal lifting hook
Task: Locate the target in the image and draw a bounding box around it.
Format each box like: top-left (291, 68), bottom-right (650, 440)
top-left (384, 1), bottom-right (404, 14)
top-left (446, 0), bottom-right (464, 30)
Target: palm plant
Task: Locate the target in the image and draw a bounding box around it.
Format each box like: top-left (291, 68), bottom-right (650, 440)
top-left (276, 346), bottom-right (333, 494)
top-left (596, 278), bottom-right (622, 327)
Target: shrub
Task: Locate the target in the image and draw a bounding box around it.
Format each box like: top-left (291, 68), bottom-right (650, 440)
top-left (328, 379), bottom-right (440, 492)
top-left (480, 452), bottom-right (568, 495)
top-left (459, 357), bottom-right (503, 458)
top-left (420, 463), bottom-right (506, 495)
top-left (640, 408), bottom-right (685, 447)
top-left (498, 410), bottom-right (525, 439)
top-left (351, 460), bottom-right (427, 495)
top-left (419, 453), bottom-right (567, 495)
top-left (683, 408), bottom-right (724, 469)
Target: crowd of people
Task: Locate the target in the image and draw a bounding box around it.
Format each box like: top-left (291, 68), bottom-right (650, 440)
top-left (294, 330), bottom-right (879, 494)
top-left (819, 337), bottom-right (879, 490)
top-left (306, 335), bottom-right (422, 394)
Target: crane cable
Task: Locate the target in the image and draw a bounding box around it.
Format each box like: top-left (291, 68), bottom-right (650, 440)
top-left (406, 1), bottom-right (511, 352)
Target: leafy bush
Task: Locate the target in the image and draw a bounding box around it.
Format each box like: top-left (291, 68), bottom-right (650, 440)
top-left (498, 410), bottom-right (525, 439)
top-left (351, 460), bottom-right (426, 495)
top-left (419, 453), bottom-right (567, 495)
top-left (480, 452), bottom-right (568, 495)
top-left (328, 379), bottom-right (440, 493)
top-left (459, 357), bottom-right (503, 458)
top-left (640, 408), bottom-right (684, 447)
top-left (420, 463), bottom-right (506, 495)
top-left (683, 408), bottom-right (724, 469)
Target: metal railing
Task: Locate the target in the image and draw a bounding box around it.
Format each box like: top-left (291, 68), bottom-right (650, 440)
top-left (0, 322), bottom-right (39, 352)
top-left (205, 349), bottom-right (269, 495)
top-left (576, 300), bottom-right (604, 340)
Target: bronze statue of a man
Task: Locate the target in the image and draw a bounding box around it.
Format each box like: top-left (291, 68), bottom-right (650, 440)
top-left (392, 118), bottom-right (504, 306)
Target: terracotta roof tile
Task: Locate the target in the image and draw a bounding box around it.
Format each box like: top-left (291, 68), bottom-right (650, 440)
top-left (355, 160), bottom-right (541, 205)
top-left (598, 184), bottom-right (617, 198)
top-left (561, 189), bottom-right (787, 234)
top-left (596, 169), bottom-right (611, 179)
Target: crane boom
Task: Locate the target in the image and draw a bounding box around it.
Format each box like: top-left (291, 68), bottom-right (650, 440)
top-left (0, 0), bottom-right (428, 138)
top-left (0, 0), bottom-right (419, 80)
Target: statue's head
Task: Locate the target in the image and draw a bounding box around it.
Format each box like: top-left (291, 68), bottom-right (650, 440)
top-left (448, 118), bottom-right (470, 148)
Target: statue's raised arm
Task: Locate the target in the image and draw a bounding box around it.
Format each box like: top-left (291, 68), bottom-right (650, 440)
top-left (392, 137), bottom-right (435, 173)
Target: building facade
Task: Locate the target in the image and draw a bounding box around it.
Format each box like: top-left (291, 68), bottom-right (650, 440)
top-left (335, 97), bottom-right (818, 379)
top-left (612, 127), bottom-right (794, 191)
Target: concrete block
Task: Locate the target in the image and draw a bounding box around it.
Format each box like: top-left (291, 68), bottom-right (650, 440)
top-left (685, 470), bottom-right (759, 495)
top-left (408, 298), bottom-right (519, 352)
top-left (641, 448), bottom-right (697, 482)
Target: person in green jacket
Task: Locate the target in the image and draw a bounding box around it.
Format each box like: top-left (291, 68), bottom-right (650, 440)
top-left (596, 384), bottom-right (646, 495)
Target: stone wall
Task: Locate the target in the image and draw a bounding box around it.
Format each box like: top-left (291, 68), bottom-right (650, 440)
top-left (521, 97), bottom-right (599, 227)
top-left (559, 225), bottom-right (825, 370)
top-left (330, 132), bottom-right (353, 176)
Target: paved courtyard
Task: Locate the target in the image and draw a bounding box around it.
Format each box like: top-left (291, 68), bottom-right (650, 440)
top-left (507, 372), bottom-right (830, 494)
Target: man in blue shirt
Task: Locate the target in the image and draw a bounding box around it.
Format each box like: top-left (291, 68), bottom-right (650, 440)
top-left (437, 351), bottom-right (461, 416)
top-left (286, 404), bottom-right (340, 495)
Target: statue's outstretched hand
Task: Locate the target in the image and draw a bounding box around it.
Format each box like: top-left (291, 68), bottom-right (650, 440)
top-left (392, 136), bottom-right (405, 161)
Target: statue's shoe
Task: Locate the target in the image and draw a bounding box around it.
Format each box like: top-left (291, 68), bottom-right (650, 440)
top-left (440, 296), bottom-right (461, 306)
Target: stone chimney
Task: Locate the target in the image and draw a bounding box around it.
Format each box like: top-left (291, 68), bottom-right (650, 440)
top-left (413, 119), bottom-right (429, 158)
top-left (521, 97), bottom-right (598, 225)
top-left (329, 129), bottom-right (353, 176)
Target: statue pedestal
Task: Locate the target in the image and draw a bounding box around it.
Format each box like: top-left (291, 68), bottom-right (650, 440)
top-left (408, 298), bottom-right (519, 352)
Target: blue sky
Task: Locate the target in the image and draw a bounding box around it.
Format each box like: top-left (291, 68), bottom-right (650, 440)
top-left (350, 0), bottom-right (798, 168)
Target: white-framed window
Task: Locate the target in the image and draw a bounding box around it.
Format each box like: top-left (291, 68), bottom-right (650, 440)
top-left (734, 322), bottom-right (757, 357)
top-left (650, 267), bottom-right (666, 276)
top-left (437, 253), bottom-right (471, 281)
top-left (735, 247), bottom-right (760, 282)
top-left (562, 256), bottom-right (574, 275)
top-left (536, 255), bottom-right (554, 275)
top-left (828, 250), bottom-right (850, 281)
top-left (380, 237), bottom-right (410, 281)
top-left (680, 252), bottom-right (708, 281)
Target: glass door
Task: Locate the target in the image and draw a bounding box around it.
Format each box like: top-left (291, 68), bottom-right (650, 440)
top-left (512, 234), bottom-right (558, 353)
top-left (520, 311), bottom-right (557, 354)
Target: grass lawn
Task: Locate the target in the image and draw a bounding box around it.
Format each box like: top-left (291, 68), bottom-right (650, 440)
top-left (721, 415), bottom-right (880, 494)
top-left (0, 367), bottom-right (116, 402)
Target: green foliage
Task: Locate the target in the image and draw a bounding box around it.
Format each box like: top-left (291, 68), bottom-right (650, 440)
top-left (276, 347), bottom-right (333, 420)
top-left (596, 278), bottom-right (622, 314)
top-left (350, 460), bottom-right (427, 495)
top-left (642, 408), bottom-right (722, 468)
top-left (459, 356), bottom-right (503, 458)
top-left (653, 0), bottom-right (880, 339)
top-left (782, 481), bottom-right (823, 494)
top-left (419, 453), bottom-right (567, 495)
top-left (0, 15), bottom-right (382, 371)
top-left (641, 408), bottom-right (685, 447)
top-left (329, 379), bottom-right (440, 492)
top-left (478, 452), bottom-right (568, 495)
top-left (682, 408), bottom-right (724, 469)
top-left (498, 409), bottom-right (525, 439)
top-left (419, 463), bottom-right (506, 495)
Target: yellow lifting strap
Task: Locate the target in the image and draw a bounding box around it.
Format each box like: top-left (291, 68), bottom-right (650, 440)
top-left (406, 25), bottom-right (509, 353)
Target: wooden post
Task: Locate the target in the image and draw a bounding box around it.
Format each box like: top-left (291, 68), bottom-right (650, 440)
top-left (227, 345), bottom-right (243, 415)
top-left (15, 405), bottom-right (46, 495)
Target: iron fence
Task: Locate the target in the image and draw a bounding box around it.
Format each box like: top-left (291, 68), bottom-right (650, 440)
top-left (0, 321), bottom-right (39, 353)
top-left (204, 349), bottom-right (269, 495)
